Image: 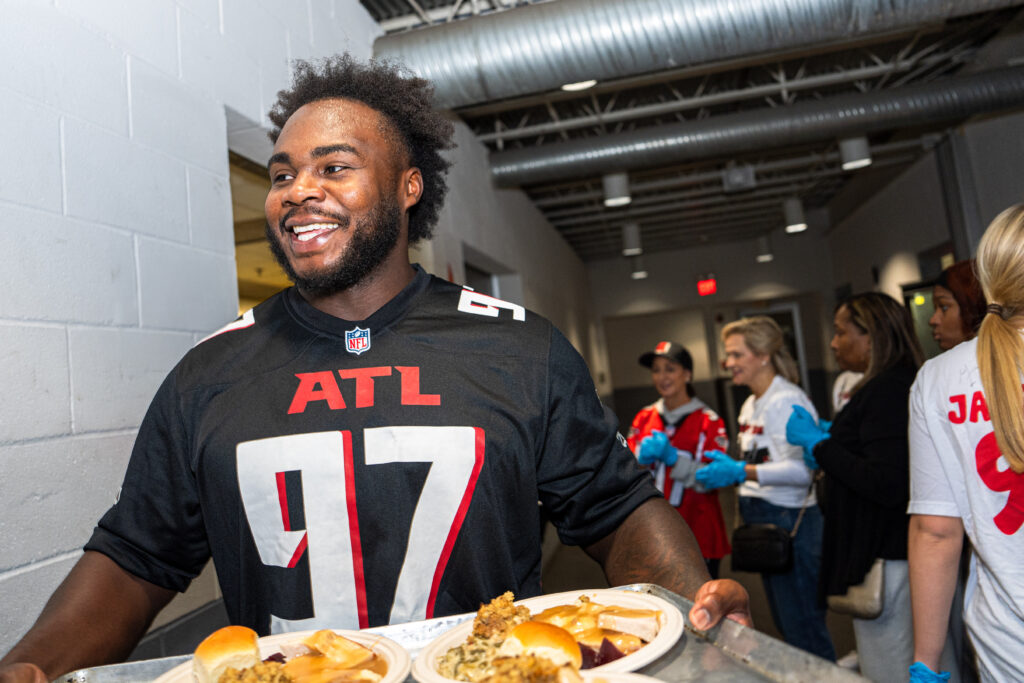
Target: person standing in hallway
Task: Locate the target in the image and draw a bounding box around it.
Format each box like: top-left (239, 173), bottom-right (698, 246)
top-left (787, 293), bottom-right (958, 683)
top-left (908, 204), bottom-right (1024, 683)
top-left (929, 259), bottom-right (986, 351)
top-left (627, 341), bottom-right (731, 579)
top-left (696, 317), bottom-right (835, 661)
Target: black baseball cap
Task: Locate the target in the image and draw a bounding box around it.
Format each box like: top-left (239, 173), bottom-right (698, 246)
top-left (638, 341), bottom-right (693, 371)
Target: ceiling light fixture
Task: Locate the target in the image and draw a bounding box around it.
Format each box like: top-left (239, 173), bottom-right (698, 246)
top-left (755, 235), bottom-right (774, 263)
top-left (621, 222), bottom-right (642, 256)
top-left (840, 136), bottom-right (873, 171)
top-left (630, 255), bottom-right (648, 280)
top-left (783, 197), bottom-right (807, 233)
top-left (603, 171), bottom-right (631, 207)
top-left (561, 79), bottom-right (597, 92)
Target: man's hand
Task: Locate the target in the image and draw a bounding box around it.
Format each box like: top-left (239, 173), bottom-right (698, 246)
top-left (0, 663), bottom-right (47, 683)
top-left (688, 579), bottom-right (753, 630)
top-left (637, 431), bottom-right (678, 466)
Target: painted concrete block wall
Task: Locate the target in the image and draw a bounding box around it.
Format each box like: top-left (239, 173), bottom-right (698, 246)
top-left (0, 0), bottom-right (380, 654)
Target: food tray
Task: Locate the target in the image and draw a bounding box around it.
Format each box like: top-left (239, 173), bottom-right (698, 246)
top-left (59, 584), bottom-right (866, 683)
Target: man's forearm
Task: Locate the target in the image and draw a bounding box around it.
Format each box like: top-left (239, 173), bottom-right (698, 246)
top-left (908, 514), bottom-right (963, 670)
top-left (584, 497), bottom-right (710, 599)
top-left (0, 551), bottom-right (175, 680)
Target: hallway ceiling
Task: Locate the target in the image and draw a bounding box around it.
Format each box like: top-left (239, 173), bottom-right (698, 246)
top-left (359, 0), bottom-right (1024, 263)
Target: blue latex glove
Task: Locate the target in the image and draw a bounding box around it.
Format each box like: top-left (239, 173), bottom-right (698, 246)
top-left (786, 405), bottom-right (830, 469)
top-left (819, 419), bottom-right (833, 432)
top-left (909, 662), bottom-right (951, 682)
top-left (694, 450), bottom-right (746, 490)
top-left (638, 430), bottom-right (678, 466)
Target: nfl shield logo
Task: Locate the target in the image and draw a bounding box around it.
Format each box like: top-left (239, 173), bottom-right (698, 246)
top-left (345, 327), bottom-right (371, 355)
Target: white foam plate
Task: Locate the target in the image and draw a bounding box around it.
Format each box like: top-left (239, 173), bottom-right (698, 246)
top-left (410, 589), bottom-right (683, 683)
top-left (153, 629), bottom-right (411, 683)
top-left (580, 672), bottom-right (665, 683)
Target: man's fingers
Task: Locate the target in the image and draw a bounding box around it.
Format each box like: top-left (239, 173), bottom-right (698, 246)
top-left (0, 663), bottom-right (48, 683)
top-left (688, 579), bottom-right (753, 630)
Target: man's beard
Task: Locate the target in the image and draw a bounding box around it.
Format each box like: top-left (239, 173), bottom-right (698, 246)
top-left (265, 196), bottom-right (403, 299)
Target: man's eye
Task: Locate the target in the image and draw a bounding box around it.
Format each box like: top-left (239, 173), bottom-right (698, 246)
top-left (325, 165), bottom-right (349, 174)
top-left (271, 172), bottom-right (293, 183)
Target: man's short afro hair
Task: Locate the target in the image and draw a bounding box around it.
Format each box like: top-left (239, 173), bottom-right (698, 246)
top-left (268, 54), bottom-right (455, 244)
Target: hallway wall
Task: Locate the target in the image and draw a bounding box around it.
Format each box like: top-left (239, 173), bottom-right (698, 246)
top-left (0, 0), bottom-right (381, 654)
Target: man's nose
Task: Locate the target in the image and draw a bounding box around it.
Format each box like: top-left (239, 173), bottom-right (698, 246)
top-left (285, 170), bottom-right (326, 204)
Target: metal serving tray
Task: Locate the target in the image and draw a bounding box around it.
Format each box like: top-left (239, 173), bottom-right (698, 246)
top-left (60, 584), bottom-right (865, 683)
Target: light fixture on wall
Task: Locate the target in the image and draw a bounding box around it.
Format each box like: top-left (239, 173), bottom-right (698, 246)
top-left (630, 255), bottom-right (648, 280)
top-left (621, 222), bottom-right (642, 256)
top-left (783, 197), bottom-right (807, 233)
top-left (840, 136), bottom-right (873, 170)
top-left (603, 171), bottom-right (632, 207)
top-left (755, 235), bottom-right (774, 263)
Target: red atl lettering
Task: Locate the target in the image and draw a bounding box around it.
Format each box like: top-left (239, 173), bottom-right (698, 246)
top-left (396, 366), bottom-right (441, 406)
top-left (338, 367), bottom-right (392, 408)
top-left (975, 431), bottom-right (1024, 535)
top-left (288, 372), bottom-right (345, 414)
top-left (287, 366), bottom-right (442, 414)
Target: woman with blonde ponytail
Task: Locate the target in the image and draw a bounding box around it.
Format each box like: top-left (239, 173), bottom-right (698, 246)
top-left (908, 204), bottom-right (1024, 683)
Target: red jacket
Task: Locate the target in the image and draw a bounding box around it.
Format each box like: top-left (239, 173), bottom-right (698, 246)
top-left (627, 403), bottom-right (731, 559)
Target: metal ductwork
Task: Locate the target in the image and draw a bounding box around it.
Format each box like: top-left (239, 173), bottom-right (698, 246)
top-left (489, 64), bottom-right (1024, 186)
top-left (373, 0), bottom-right (1024, 110)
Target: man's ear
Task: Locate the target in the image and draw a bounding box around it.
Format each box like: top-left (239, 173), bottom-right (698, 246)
top-left (400, 167), bottom-right (423, 211)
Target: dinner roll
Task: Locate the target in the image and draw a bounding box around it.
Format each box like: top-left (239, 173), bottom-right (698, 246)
top-left (192, 625), bottom-right (261, 683)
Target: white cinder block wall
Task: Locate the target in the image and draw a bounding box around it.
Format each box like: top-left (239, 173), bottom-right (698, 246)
top-left (0, 0), bottom-right (380, 653)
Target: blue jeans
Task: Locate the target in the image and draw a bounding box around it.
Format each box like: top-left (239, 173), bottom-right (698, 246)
top-left (738, 496), bottom-right (836, 661)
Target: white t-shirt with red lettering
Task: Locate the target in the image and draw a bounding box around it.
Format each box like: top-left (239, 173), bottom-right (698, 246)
top-left (908, 337), bottom-right (1024, 682)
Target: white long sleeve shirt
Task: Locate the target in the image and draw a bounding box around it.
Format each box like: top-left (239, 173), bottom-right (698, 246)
top-left (736, 375), bottom-right (817, 508)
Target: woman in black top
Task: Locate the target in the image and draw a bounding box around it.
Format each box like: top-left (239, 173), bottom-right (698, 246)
top-left (787, 293), bottom-right (956, 682)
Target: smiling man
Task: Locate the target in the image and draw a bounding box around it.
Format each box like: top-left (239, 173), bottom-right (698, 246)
top-left (0, 55), bottom-right (749, 683)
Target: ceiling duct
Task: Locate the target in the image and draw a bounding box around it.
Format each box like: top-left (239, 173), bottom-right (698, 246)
top-left (373, 0), bottom-right (1024, 110)
top-left (490, 65), bottom-right (1024, 186)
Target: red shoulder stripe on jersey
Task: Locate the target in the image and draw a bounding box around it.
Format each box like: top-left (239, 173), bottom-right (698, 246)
top-left (426, 426), bottom-right (486, 618)
top-left (342, 430), bottom-right (369, 629)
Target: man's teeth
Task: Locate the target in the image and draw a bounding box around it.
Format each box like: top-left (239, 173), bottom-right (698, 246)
top-left (292, 223), bottom-right (339, 242)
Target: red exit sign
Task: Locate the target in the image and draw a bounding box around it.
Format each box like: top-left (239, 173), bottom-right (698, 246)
top-left (697, 278), bottom-right (717, 296)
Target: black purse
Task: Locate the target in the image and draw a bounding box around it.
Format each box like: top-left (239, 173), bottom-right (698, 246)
top-left (730, 483), bottom-right (813, 574)
top-left (730, 523), bottom-right (793, 573)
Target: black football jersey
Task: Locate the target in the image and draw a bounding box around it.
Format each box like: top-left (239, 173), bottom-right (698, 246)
top-left (86, 267), bottom-right (657, 634)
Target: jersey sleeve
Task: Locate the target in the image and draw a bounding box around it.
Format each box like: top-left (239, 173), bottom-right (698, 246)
top-left (908, 366), bottom-right (960, 517)
top-left (84, 369), bottom-right (211, 591)
top-left (755, 390), bottom-right (814, 487)
top-left (536, 328), bottom-right (660, 547)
